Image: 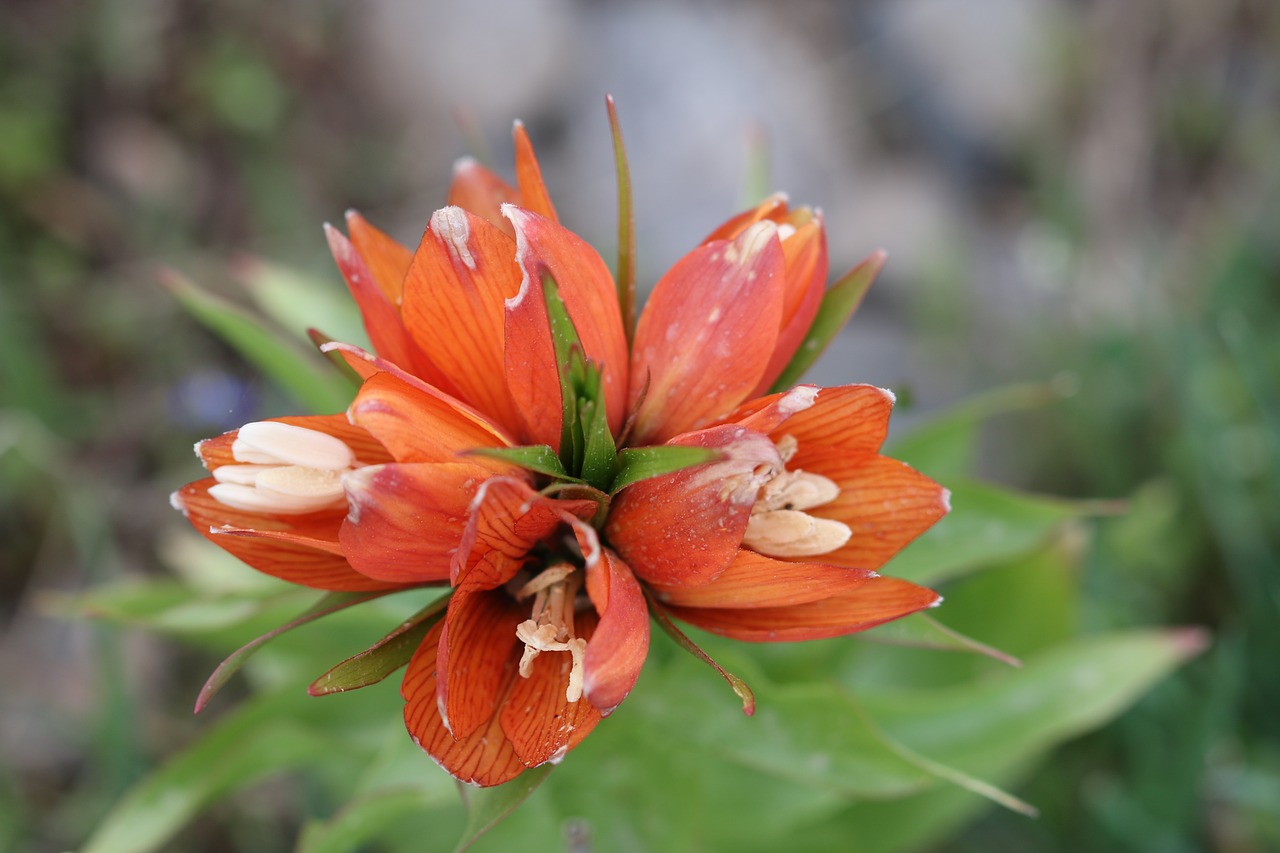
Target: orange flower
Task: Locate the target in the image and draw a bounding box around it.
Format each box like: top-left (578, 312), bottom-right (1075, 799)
top-left (175, 111), bottom-right (948, 788)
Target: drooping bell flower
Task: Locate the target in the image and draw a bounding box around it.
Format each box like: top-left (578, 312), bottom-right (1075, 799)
top-left (175, 101), bottom-right (949, 789)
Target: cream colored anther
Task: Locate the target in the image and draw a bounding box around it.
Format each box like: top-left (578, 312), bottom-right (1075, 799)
top-left (208, 422), bottom-right (357, 515)
top-left (742, 510), bottom-right (852, 558)
top-left (513, 565), bottom-right (587, 703)
top-left (741, 437), bottom-right (852, 558)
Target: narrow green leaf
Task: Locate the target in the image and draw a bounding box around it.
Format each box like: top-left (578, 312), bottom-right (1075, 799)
top-left (162, 269), bottom-right (352, 413)
top-left (768, 251), bottom-right (885, 393)
top-left (887, 478), bottom-right (1089, 586)
top-left (610, 445), bottom-right (722, 494)
top-left (541, 272), bottom-right (586, 469)
top-left (455, 764), bottom-right (554, 851)
top-left (578, 367), bottom-right (618, 492)
top-left (309, 594), bottom-right (451, 696)
top-left (863, 628), bottom-right (1211, 766)
top-left (235, 256), bottom-right (367, 347)
top-left (847, 693), bottom-right (1039, 817)
top-left (862, 612), bottom-right (1023, 668)
top-left (195, 590), bottom-right (387, 713)
top-left (606, 94), bottom-right (636, 344)
top-left (739, 122), bottom-right (772, 208)
top-left (307, 327), bottom-right (365, 387)
top-left (82, 687), bottom-right (383, 853)
top-left (888, 379), bottom-right (1073, 481)
top-left (466, 445), bottom-right (578, 482)
top-left (299, 788), bottom-right (452, 853)
top-left (647, 596), bottom-right (755, 715)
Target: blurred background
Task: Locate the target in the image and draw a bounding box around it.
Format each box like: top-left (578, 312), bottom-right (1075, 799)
top-left (2, 0), bottom-right (1277, 850)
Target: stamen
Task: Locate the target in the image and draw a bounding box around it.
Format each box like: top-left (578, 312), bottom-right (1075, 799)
top-left (210, 422), bottom-right (358, 514)
top-left (743, 437), bottom-right (852, 558)
top-left (234, 422), bottom-right (356, 470)
top-left (513, 565), bottom-right (588, 703)
top-left (515, 564), bottom-right (575, 601)
top-left (742, 509), bottom-right (852, 557)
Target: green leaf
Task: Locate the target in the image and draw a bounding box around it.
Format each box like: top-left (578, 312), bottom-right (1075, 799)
top-left (768, 251), bottom-right (884, 393)
top-left (647, 598), bottom-right (756, 715)
top-left (309, 593), bottom-right (450, 696)
top-left (308, 327), bottom-right (366, 387)
top-left (886, 478), bottom-right (1089, 586)
top-left (888, 380), bottom-right (1072, 481)
top-left (541, 272), bottom-right (586, 469)
top-left (82, 686), bottom-right (389, 853)
top-left (235, 256), bottom-right (368, 348)
top-left (606, 95), bottom-right (636, 344)
top-left (456, 764), bottom-right (554, 851)
top-left (195, 590), bottom-right (388, 713)
top-left (739, 123), bottom-right (772, 208)
top-left (862, 612), bottom-right (1022, 668)
top-left (577, 369), bottom-right (618, 492)
top-left (466, 445), bottom-right (578, 482)
top-left (162, 269), bottom-right (352, 413)
top-left (863, 628), bottom-right (1210, 769)
top-left (610, 445), bottom-right (722, 494)
top-left (298, 787), bottom-right (457, 853)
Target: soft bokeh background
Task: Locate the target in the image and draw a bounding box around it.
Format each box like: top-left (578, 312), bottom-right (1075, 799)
top-left (3, 0), bottom-right (1277, 850)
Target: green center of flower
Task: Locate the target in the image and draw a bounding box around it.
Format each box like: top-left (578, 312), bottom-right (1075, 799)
top-left (510, 562), bottom-right (589, 703)
top-left (741, 435), bottom-right (852, 558)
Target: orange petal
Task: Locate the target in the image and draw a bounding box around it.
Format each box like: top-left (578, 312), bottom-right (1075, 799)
top-left (503, 206), bottom-right (629, 446)
top-left (722, 385), bottom-right (820, 434)
top-left (700, 194), bottom-right (789, 243)
top-left (512, 121), bottom-right (558, 222)
top-left (651, 550), bottom-right (877, 609)
top-left (325, 223), bottom-right (432, 381)
top-left (345, 210), bottom-right (412, 305)
top-left (447, 157), bottom-right (519, 235)
top-left (172, 480), bottom-right (397, 591)
top-left (797, 450), bottom-right (950, 571)
top-left (340, 462), bottom-right (492, 584)
top-left (402, 620), bottom-right (526, 786)
top-left (453, 477), bottom-right (597, 589)
top-left (582, 549), bottom-right (649, 715)
top-left (400, 207), bottom-right (525, 436)
top-left (196, 414), bottom-right (391, 471)
top-left (438, 587), bottom-right (524, 741)
top-left (753, 214), bottom-right (828, 395)
top-left (500, 609), bottom-right (603, 767)
top-left (338, 348), bottom-right (517, 464)
top-left (665, 574), bottom-right (941, 642)
top-left (606, 425), bottom-right (780, 588)
top-left (769, 384), bottom-right (896, 455)
top-left (628, 222), bottom-right (786, 444)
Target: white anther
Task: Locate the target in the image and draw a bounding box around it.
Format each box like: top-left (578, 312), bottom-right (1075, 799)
top-left (230, 439), bottom-right (282, 465)
top-left (253, 466), bottom-right (345, 501)
top-left (755, 470), bottom-right (841, 512)
top-left (515, 564), bottom-right (576, 601)
top-left (212, 464), bottom-right (277, 485)
top-left (742, 510), bottom-right (852, 558)
top-left (234, 422), bottom-right (356, 470)
top-left (207, 482), bottom-right (343, 514)
top-left (211, 422), bottom-right (358, 514)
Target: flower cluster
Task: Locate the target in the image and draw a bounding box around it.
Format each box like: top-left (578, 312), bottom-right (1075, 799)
top-left (173, 117), bottom-right (949, 786)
